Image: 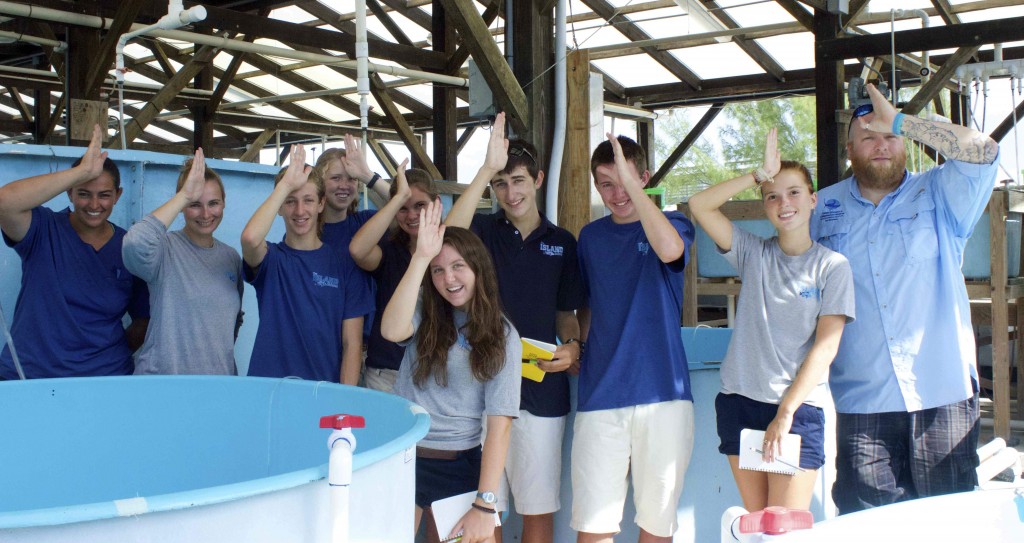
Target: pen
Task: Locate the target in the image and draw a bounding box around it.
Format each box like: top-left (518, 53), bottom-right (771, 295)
top-left (753, 448), bottom-right (807, 473)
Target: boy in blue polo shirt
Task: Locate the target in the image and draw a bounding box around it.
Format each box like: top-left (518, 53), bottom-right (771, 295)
top-left (447, 112), bottom-right (585, 542)
top-left (573, 134), bottom-right (694, 542)
top-left (0, 125), bottom-right (149, 379)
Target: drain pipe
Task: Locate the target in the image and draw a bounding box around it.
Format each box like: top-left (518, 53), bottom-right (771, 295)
top-left (320, 414), bottom-right (365, 543)
top-left (545, 0), bottom-right (568, 223)
top-left (115, 1), bottom-right (207, 149)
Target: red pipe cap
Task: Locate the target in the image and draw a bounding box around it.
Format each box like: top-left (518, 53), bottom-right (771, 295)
top-left (319, 414), bottom-right (366, 429)
top-left (739, 506), bottom-right (814, 535)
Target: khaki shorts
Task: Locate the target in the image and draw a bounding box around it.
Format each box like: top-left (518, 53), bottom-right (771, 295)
top-left (570, 400), bottom-right (694, 537)
top-left (361, 366), bottom-right (398, 393)
top-left (495, 410), bottom-right (566, 515)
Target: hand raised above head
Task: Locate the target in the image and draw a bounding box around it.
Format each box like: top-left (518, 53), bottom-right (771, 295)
top-left (280, 145), bottom-right (311, 191)
top-left (484, 112), bottom-right (509, 173)
top-left (606, 132), bottom-right (642, 188)
top-left (859, 83), bottom-right (899, 135)
top-left (413, 198), bottom-right (445, 261)
top-left (341, 133), bottom-right (373, 182)
top-left (75, 124), bottom-right (109, 181)
top-left (392, 158), bottom-right (411, 202)
top-left (179, 148), bottom-right (207, 202)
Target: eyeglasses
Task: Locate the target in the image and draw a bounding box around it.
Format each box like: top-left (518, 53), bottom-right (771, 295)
top-left (852, 103), bottom-right (873, 119)
top-left (508, 145), bottom-right (537, 167)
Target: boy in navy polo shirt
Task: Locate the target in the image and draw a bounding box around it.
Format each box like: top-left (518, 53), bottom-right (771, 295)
top-left (573, 134), bottom-right (695, 542)
top-left (447, 112), bottom-right (585, 542)
top-left (0, 124), bottom-right (149, 379)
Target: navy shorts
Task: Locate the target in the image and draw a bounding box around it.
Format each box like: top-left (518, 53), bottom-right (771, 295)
top-left (715, 392), bottom-right (826, 469)
top-left (415, 446), bottom-right (482, 508)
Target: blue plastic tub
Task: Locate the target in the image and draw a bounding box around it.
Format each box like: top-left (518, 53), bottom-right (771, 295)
top-left (0, 376), bottom-right (429, 542)
top-left (695, 220), bottom-right (777, 278)
top-left (962, 211), bottom-right (1022, 279)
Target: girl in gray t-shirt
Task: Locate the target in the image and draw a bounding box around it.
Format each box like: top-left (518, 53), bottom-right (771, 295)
top-left (689, 128), bottom-right (854, 512)
top-left (381, 197), bottom-right (521, 543)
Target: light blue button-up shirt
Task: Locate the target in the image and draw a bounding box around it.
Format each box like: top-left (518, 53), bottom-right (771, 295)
top-left (810, 156), bottom-right (998, 413)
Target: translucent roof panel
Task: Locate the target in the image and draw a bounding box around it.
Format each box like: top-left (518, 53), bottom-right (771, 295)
top-left (593, 54), bottom-right (681, 87)
top-left (629, 8), bottom-right (694, 40)
top-left (755, 33), bottom-right (815, 72)
top-left (715, 1), bottom-right (795, 26)
top-left (670, 42), bottom-right (766, 79)
top-left (294, 98), bottom-right (355, 123)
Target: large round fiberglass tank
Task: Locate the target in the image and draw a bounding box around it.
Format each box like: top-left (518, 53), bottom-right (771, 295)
top-left (0, 376), bottom-right (428, 542)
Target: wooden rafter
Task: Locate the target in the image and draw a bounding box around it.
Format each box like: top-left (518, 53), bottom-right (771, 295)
top-left (370, 73), bottom-right (443, 180)
top-left (902, 46), bottom-right (979, 116)
top-left (776, 0), bottom-right (814, 30)
top-left (239, 129), bottom-right (276, 162)
top-left (582, 0), bottom-right (703, 90)
top-left (367, 0), bottom-right (414, 47)
top-left (83, 2), bottom-right (143, 98)
top-left (6, 88), bottom-right (32, 121)
top-left (113, 45), bottom-right (221, 149)
top-left (377, 0), bottom-right (433, 32)
top-left (445, 1), bottom-right (501, 74)
top-left (438, 0), bottom-right (529, 134)
top-left (144, 40), bottom-right (177, 79)
top-left (930, 0), bottom-right (962, 25)
top-left (697, 1), bottom-right (785, 81)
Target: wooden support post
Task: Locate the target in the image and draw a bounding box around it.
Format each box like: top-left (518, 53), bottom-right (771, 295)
top-left (813, 8), bottom-right (843, 189)
top-left (511, 0), bottom-right (555, 193)
top-left (67, 26), bottom-right (103, 145)
top-left (432, 0), bottom-right (457, 181)
top-left (680, 202), bottom-right (698, 327)
top-left (991, 193), bottom-right (1010, 439)
top-left (557, 49), bottom-right (592, 238)
top-left (239, 129), bottom-right (276, 163)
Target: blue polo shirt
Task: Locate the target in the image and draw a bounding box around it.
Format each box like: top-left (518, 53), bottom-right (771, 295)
top-left (0, 207), bottom-right (149, 378)
top-left (471, 211), bottom-right (586, 417)
top-left (577, 212), bottom-right (694, 412)
top-left (810, 156), bottom-right (998, 413)
top-left (245, 242), bottom-right (374, 382)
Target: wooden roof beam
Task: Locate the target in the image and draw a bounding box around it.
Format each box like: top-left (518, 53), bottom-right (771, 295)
top-left (370, 73), bottom-right (443, 180)
top-left (196, 4), bottom-right (447, 71)
top-left (901, 46), bottom-right (979, 115)
top-left (697, 1), bottom-right (785, 81)
top-left (239, 128), bottom-right (275, 162)
top-left (650, 103), bottom-right (723, 187)
top-left (83, 2), bottom-right (143, 97)
top-left (113, 45), bottom-right (221, 149)
top-left (582, 0), bottom-right (703, 90)
top-left (438, 0), bottom-right (529, 134)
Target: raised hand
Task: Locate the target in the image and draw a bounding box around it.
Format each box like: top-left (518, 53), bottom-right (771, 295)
top-left (392, 158), bottom-right (411, 203)
top-left (483, 112), bottom-right (509, 173)
top-left (341, 133), bottom-right (374, 182)
top-left (607, 132), bottom-right (643, 192)
top-left (859, 83), bottom-right (898, 135)
top-left (762, 127), bottom-right (781, 179)
top-left (413, 198), bottom-right (445, 261)
top-left (75, 124), bottom-right (109, 182)
top-left (279, 145), bottom-right (311, 191)
top-left (179, 148), bottom-right (207, 203)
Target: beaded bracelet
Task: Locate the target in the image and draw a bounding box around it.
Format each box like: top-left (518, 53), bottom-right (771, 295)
top-left (752, 168), bottom-right (774, 185)
top-left (892, 113), bottom-right (906, 136)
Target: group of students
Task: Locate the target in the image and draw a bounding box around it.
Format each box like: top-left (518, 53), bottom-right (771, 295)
top-left (0, 80), bottom-right (1002, 543)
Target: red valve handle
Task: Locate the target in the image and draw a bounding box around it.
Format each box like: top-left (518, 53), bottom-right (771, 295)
top-left (319, 414), bottom-right (366, 429)
top-left (738, 506), bottom-right (814, 535)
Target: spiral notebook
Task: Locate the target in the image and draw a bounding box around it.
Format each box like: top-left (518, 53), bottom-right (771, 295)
top-left (432, 490), bottom-right (501, 542)
top-left (738, 428), bottom-right (803, 475)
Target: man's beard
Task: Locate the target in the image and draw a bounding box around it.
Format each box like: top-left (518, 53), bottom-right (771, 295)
top-left (850, 151), bottom-right (906, 193)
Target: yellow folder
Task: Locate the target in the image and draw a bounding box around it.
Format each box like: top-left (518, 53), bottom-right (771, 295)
top-left (521, 338), bottom-right (557, 383)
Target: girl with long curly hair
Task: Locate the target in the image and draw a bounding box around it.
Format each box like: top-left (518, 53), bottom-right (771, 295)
top-left (382, 199), bottom-right (521, 543)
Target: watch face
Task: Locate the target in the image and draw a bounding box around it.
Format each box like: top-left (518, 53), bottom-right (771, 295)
top-left (479, 491), bottom-right (496, 504)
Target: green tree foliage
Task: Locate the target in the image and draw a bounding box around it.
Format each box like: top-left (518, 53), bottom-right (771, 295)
top-left (655, 96), bottom-right (818, 202)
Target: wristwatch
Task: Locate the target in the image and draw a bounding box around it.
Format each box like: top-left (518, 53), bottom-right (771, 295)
top-left (477, 491), bottom-right (497, 505)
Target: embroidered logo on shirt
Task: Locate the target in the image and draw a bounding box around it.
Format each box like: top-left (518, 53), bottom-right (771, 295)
top-left (456, 332), bottom-right (472, 351)
top-left (312, 272), bottom-right (340, 288)
top-left (637, 241), bottom-right (650, 255)
top-left (799, 286), bottom-right (821, 300)
top-left (226, 272), bottom-right (237, 283)
top-left (820, 199), bottom-right (844, 222)
top-left (539, 242), bottom-right (564, 257)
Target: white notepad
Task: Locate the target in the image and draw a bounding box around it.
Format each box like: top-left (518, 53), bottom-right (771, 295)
top-left (431, 490), bottom-right (501, 542)
top-left (739, 428), bottom-right (803, 475)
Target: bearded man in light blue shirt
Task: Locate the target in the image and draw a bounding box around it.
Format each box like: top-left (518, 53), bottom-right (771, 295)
top-left (811, 84), bottom-right (999, 514)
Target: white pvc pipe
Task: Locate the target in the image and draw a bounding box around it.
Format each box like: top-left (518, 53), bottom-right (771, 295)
top-left (545, 0), bottom-right (568, 223)
top-left (355, 0), bottom-right (370, 134)
top-left (327, 430), bottom-right (355, 543)
top-left (0, 1), bottom-right (468, 88)
top-left (0, 30), bottom-right (66, 50)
